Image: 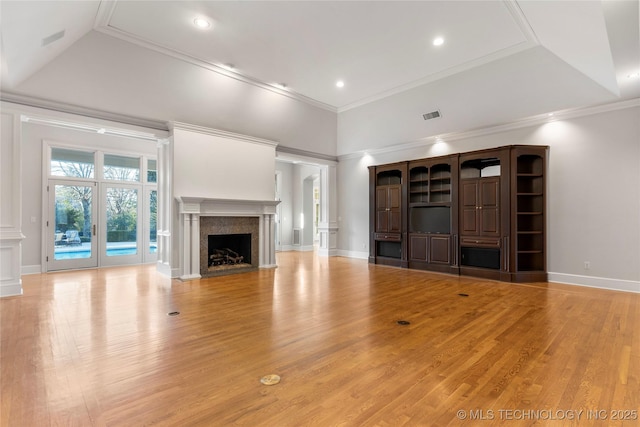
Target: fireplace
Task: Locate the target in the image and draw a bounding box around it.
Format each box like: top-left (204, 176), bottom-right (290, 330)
top-left (176, 197), bottom-right (279, 280)
top-left (200, 216), bottom-right (259, 277)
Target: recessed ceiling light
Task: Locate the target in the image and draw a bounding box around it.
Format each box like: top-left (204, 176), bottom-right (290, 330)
top-left (193, 18), bottom-right (211, 29)
top-left (627, 72), bottom-right (640, 79)
top-left (433, 37), bottom-right (444, 46)
top-left (336, 80), bottom-right (345, 88)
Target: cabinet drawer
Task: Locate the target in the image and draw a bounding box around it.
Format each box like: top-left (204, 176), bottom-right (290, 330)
top-left (374, 233), bottom-right (401, 242)
top-left (461, 236), bottom-right (500, 247)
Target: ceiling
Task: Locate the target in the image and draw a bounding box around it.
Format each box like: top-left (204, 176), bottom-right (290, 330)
top-left (1, 1), bottom-right (638, 149)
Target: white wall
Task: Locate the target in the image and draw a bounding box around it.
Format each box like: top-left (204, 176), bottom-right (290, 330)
top-left (337, 105), bottom-right (640, 291)
top-left (275, 161), bottom-right (293, 248)
top-left (13, 31), bottom-right (338, 157)
top-left (336, 46), bottom-right (618, 156)
top-left (171, 127), bottom-right (276, 201)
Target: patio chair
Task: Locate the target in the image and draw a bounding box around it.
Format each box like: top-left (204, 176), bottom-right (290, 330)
top-left (54, 232), bottom-right (65, 246)
top-left (65, 230), bottom-right (81, 246)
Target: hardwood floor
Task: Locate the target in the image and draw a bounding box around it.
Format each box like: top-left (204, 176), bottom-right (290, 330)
top-left (1, 252), bottom-right (638, 426)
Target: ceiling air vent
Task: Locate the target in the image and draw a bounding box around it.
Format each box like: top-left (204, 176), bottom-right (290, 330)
top-left (423, 110), bottom-right (441, 121)
top-left (42, 30), bottom-right (65, 47)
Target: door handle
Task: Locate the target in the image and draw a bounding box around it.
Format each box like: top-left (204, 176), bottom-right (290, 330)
top-left (92, 224), bottom-right (96, 236)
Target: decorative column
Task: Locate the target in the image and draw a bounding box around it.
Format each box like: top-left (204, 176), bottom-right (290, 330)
top-left (156, 137), bottom-right (173, 277)
top-left (178, 201), bottom-right (202, 280)
top-left (0, 111), bottom-right (24, 297)
top-left (260, 212), bottom-right (277, 268)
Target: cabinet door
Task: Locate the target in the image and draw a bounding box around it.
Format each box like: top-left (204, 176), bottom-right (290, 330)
top-left (376, 210), bottom-right (390, 232)
top-left (461, 180), bottom-right (479, 235)
top-left (387, 185), bottom-right (402, 232)
top-left (388, 210), bottom-right (402, 233)
top-left (375, 187), bottom-right (390, 232)
top-left (376, 185), bottom-right (402, 233)
top-left (376, 187), bottom-right (388, 210)
top-left (388, 185), bottom-right (401, 210)
top-left (429, 235), bottom-right (451, 264)
top-left (480, 178), bottom-right (500, 236)
top-left (409, 235), bottom-right (428, 261)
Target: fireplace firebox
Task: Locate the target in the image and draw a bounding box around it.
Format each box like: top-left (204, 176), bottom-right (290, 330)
top-left (208, 234), bottom-right (251, 267)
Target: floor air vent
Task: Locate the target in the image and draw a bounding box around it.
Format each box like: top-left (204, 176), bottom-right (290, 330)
top-left (293, 229), bottom-right (301, 245)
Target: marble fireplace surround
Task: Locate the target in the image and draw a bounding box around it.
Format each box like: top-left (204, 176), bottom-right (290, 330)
top-left (176, 197), bottom-right (280, 280)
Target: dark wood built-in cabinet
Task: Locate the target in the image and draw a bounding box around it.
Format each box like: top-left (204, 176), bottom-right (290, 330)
top-left (369, 145), bottom-right (547, 282)
top-left (511, 147), bottom-right (546, 281)
top-left (369, 163), bottom-right (407, 267)
top-left (406, 155), bottom-right (459, 274)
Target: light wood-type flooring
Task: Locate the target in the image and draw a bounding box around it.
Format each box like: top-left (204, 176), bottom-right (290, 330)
top-left (1, 252), bottom-right (638, 426)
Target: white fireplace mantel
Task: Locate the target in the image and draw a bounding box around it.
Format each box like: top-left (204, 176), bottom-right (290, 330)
top-left (176, 197), bottom-right (280, 280)
top-left (177, 197), bottom-right (279, 216)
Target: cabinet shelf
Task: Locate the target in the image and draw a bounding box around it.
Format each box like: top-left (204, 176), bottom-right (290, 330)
top-left (517, 211), bottom-right (543, 215)
top-left (517, 192), bottom-right (543, 196)
top-left (517, 231), bottom-right (542, 235)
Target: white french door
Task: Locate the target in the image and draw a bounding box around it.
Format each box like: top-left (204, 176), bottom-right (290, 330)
top-left (47, 179), bottom-right (98, 271)
top-left (45, 145), bottom-right (157, 271)
top-left (100, 183), bottom-right (142, 266)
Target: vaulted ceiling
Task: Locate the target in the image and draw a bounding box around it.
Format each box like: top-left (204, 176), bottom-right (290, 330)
top-left (1, 1), bottom-right (638, 155)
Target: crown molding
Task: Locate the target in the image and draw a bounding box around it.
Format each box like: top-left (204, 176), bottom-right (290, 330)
top-left (338, 98), bottom-right (640, 160)
top-left (169, 122), bottom-right (279, 148)
top-left (1, 91), bottom-right (169, 132)
top-left (276, 145), bottom-right (338, 165)
top-left (502, 0), bottom-right (540, 45)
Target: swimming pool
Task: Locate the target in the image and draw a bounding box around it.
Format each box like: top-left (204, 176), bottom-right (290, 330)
top-left (54, 245), bottom-right (157, 260)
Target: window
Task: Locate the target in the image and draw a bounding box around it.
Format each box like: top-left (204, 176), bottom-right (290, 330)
top-left (50, 148), bottom-right (95, 178)
top-left (147, 159), bottom-right (157, 183)
top-left (104, 154), bottom-right (140, 182)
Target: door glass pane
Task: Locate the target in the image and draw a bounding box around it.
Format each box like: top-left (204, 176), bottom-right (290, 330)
top-left (53, 184), bottom-right (92, 260)
top-left (51, 148), bottom-right (94, 178)
top-left (104, 154), bottom-right (140, 182)
top-left (147, 159), bottom-right (157, 183)
top-left (106, 187), bottom-right (138, 256)
top-left (149, 190), bottom-right (157, 254)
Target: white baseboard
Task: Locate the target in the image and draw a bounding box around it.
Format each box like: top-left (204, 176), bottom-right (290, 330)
top-left (0, 281), bottom-right (23, 297)
top-left (548, 272), bottom-right (640, 293)
top-left (294, 245), bottom-right (315, 252)
top-left (22, 264), bottom-right (42, 275)
top-left (260, 264), bottom-right (278, 269)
